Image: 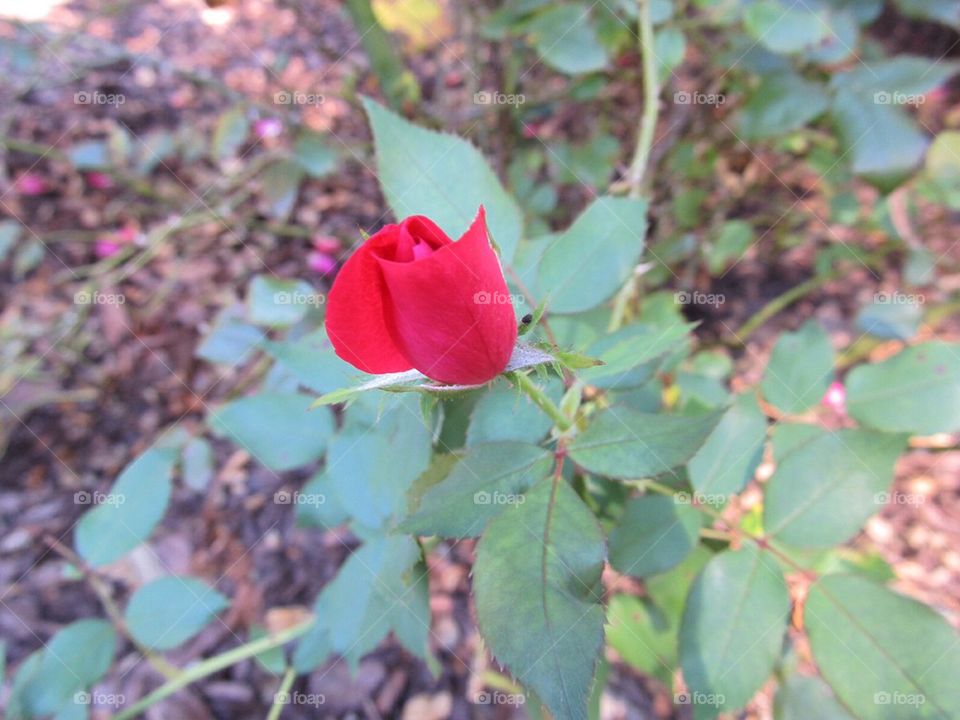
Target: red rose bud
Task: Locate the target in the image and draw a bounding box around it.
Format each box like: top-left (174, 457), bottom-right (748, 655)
top-left (326, 207), bottom-right (517, 385)
top-left (308, 251), bottom-right (337, 275)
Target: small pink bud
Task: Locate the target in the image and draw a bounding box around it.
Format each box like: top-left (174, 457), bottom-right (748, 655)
top-left (822, 381), bottom-right (846, 414)
top-left (95, 239), bottom-right (122, 258)
top-left (115, 223), bottom-right (138, 244)
top-left (254, 118), bottom-right (283, 139)
top-left (16, 173), bottom-right (48, 196)
top-left (312, 235), bottom-right (341, 254)
top-left (307, 250), bottom-right (337, 275)
top-left (85, 172), bottom-right (114, 190)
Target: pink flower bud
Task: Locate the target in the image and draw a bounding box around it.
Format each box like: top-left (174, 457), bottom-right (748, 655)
top-left (822, 381), bottom-right (846, 414)
top-left (95, 239), bottom-right (122, 258)
top-left (16, 173), bottom-right (48, 196)
top-left (312, 235), bottom-right (341, 255)
top-left (307, 250), bottom-right (337, 275)
top-left (85, 172), bottom-right (114, 190)
top-left (254, 118), bottom-right (283, 139)
top-left (115, 223), bottom-right (138, 244)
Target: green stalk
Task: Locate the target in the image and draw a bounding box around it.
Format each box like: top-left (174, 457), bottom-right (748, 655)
top-left (113, 621), bottom-right (314, 720)
top-left (513, 372), bottom-right (573, 432)
top-left (624, 0), bottom-right (659, 200)
top-left (609, 0), bottom-right (660, 331)
top-left (265, 667), bottom-right (297, 720)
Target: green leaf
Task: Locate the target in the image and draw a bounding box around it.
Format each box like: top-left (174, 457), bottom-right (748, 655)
top-left (527, 4), bottom-right (608, 75)
top-left (293, 130), bottom-right (338, 178)
top-left (474, 478), bottom-right (606, 720)
top-left (246, 275), bottom-right (319, 328)
top-left (737, 73), bottom-right (830, 139)
top-left (855, 297), bottom-right (922, 340)
top-left (329, 396), bottom-right (432, 531)
top-left (125, 576), bottom-right (229, 650)
top-left (760, 320), bottom-right (834, 414)
top-left (609, 495), bottom-right (701, 577)
top-left (68, 140), bottom-right (110, 170)
top-left (706, 219), bottom-right (754, 273)
top-left (249, 624), bottom-right (287, 674)
top-left (75, 446), bottom-right (178, 566)
top-left (579, 322), bottom-right (693, 388)
top-left (196, 305), bottom-right (265, 365)
top-left (212, 105), bottom-right (248, 161)
top-left (0, 219), bottom-right (21, 262)
top-left (181, 437), bottom-right (214, 491)
top-left (537, 196), bottom-right (647, 314)
top-left (654, 27), bottom-right (686, 81)
top-left (568, 407), bottom-right (723, 480)
top-left (806, 574), bottom-right (960, 719)
top-left (467, 379), bottom-right (561, 445)
top-left (363, 97), bottom-right (523, 262)
top-left (605, 547), bottom-right (710, 686)
top-left (830, 56), bottom-right (960, 98)
top-left (679, 543), bottom-right (790, 711)
top-left (774, 673), bottom-right (854, 720)
top-left (764, 429), bottom-right (905, 548)
top-left (400, 442), bottom-right (553, 538)
top-left (208, 392), bottom-right (333, 471)
top-left (263, 329), bottom-right (363, 395)
top-left (294, 469), bottom-right (350, 530)
top-left (830, 92), bottom-right (928, 190)
top-left (896, 0), bottom-right (959, 27)
top-left (20, 620), bottom-right (116, 717)
top-left (846, 341), bottom-right (960, 435)
top-left (260, 159), bottom-right (303, 220)
top-left (294, 534), bottom-right (429, 671)
top-left (688, 392), bottom-right (767, 498)
top-left (743, 1), bottom-right (831, 54)
top-left (926, 131), bottom-right (960, 188)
